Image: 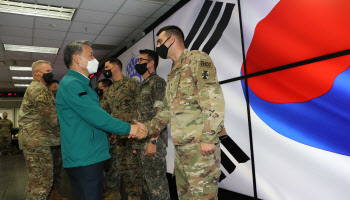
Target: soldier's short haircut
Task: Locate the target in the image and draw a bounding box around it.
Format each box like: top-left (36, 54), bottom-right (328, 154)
top-left (47, 80), bottom-right (59, 87)
top-left (98, 78), bottom-right (112, 87)
top-left (156, 25), bottom-right (185, 42)
top-left (32, 60), bottom-right (51, 75)
top-left (64, 40), bottom-right (91, 69)
top-left (107, 57), bottom-right (123, 71)
top-left (139, 49), bottom-right (159, 69)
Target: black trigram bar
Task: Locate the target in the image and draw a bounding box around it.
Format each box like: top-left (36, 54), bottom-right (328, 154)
top-left (219, 171), bottom-right (226, 182)
top-left (191, 2), bottom-right (223, 51)
top-left (202, 3), bottom-right (235, 54)
top-left (221, 150), bottom-right (236, 174)
top-left (221, 136), bottom-right (250, 163)
top-left (184, 0), bottom-right (213, 48)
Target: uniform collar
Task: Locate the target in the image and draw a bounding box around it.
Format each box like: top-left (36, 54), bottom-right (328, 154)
top-left (171, 48), bottom-right (189, 72)
top-left (142, 72), bottom-right (156, 84)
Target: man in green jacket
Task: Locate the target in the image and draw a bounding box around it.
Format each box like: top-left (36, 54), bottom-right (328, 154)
top-left (55, 40), bottom-right (147, 200)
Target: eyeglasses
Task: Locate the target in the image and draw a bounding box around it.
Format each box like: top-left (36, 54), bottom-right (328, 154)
top-left (137, 58), bottom-right (150, 63)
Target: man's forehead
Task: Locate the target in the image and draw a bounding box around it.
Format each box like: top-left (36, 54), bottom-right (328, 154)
top-left (82, 45), bottom-right (92, 53)
top-left (139, 54), bottom-right (148, 58)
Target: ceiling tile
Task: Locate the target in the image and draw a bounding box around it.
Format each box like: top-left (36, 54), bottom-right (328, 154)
top-left (10, 71), bottom-right (33, 77)
top-left (0, 13), bottom-right (34, 29)
top-left (65, 32), bottom-right (97, 42)
top-left (37, 0), bottom-right (82, 8)
top-left (100, 25), bottom-right (135, 37)
top-left (138, 17), bottom-right (157, 29)
top-left (12, 60), bottom-right (34, 67)
top-left (94, 35), bottom-right (125, 45)
top-left (166, 0), bottom-right (179, 6)
top-left (93, 50), bottom-right (111, 60)
top-left (74, 9), bottom-right (114, 25)
top-left (118, 0), bottom-right (163, 17)
top-left (34, 29), bottom-right (67, 40)
top-left (5, 51), bottom-right (33, 60)
top-left (69, 22), bottom-right (105, 35)
top-left (80, 0), bottom-right (126, 13)
top-left (33, 38), bottom-right (63, 48)
top-left (35, 18), bottom-right (72, 32)
top-left (32, 53), bottom-right (57, 63)
top-left (109, 14), bottom-right (147, 28)
top-left (128, 28), bottom-right (145, 40)
top-left (0, 26), bottom-right (33, 38)
top-left (54, 57), bottom-right (65, 65)
top-left (0, 36), bottom-right (33, 46)
top-left (150, 4), bottom-right (172, 19)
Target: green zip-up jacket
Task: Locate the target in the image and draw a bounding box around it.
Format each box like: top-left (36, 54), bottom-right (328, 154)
top-left (55, 69), bottom-right (131, 168)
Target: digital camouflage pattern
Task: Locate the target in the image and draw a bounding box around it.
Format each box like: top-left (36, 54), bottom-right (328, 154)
top-left (0, 118), bottom-right (13, 155)
top-left (146, 49), bottom-right (225, 145)
top-left (175, 143), bottom-right (221, 200)
top-left (134, 72), bottom-right (170, 200)
top-left (100, 75), bottom-right (142, 198)
top-left (18, 79), bottom-right (60, 150)
top-left (23, 146), bottom-right (53, 200)
top-left (146, 49), bottom-right (224, 199)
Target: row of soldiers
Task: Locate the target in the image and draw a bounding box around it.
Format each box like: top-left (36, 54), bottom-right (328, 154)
top-left (17, 25), bottom-right (225, 200)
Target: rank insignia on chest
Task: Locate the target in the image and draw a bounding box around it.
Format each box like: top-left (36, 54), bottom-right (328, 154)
top-left (202, 70), bottom-right (209, 80)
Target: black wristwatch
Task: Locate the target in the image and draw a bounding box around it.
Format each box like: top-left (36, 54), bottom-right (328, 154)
top-left (150, 139), bottom-right (157, 145)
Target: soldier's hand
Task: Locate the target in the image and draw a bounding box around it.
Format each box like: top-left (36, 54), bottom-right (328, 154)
top-left (145, 142), bottom-right (157, 157)
top-left (128, 120), bottom-right (148, 139)
top-left (200, 142), bottom-right (215, 156)
top-left (133, 149), bottom-right (137, 154)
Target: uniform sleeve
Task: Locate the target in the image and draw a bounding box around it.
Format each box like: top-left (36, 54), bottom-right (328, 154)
top-left (145, 96), bottom-right (170, 137)
top-left (60, 80), bottom-right (131, 135)
top-left (190, 54), bottom-right (225, 144)
top-left (34, 88), bottom-right (59, 128)
top-left (151, 77), bottom-right (166, 109)
top-left (133, 81), bottom-right (141, 121)
top-left (100, 88), bottom-right (111, 114)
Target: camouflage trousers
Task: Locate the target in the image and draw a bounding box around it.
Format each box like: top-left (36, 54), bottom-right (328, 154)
top-left (136, 145), bottom-right (170, 200)
top-left (116, 139), bottom-right (142, 198)
top-left (0, 136), bottom-right (12, 155)
top-left (104, 142), bottom-right (119, 190)
top-left (23, 146), bottom-right (53, 200)
top-left (51, 145), bottom-right (63, 188)
top-left (174, 143), bottom-right (221, 200)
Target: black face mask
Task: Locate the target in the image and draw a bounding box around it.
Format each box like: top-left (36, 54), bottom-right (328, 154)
top-left (103, 69), bottom-right (112, 78)
top-left (42, 72), bottom-right (53, 83)
top-left (3, 116), bottom-right (7, 119)
top-left (156, 36), bottom-right (174, 59)
top-left (96, 89), bottom-right (104, 96)
top-left (135, 63), bottom-right (148, 75)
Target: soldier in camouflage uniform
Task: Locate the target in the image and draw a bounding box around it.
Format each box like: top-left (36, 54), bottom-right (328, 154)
top-left (146, 26), bottom-right (225, 200)
top-left (0, 112), bottom-right (13, 157)
top-left (133, 49), bottom-right (170, 200)
top-left (18, 60), bottom-right (64, 200)
top-left (101, 58), bottom-right (142, 200)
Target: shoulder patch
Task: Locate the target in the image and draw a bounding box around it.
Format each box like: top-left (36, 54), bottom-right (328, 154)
top-left (200, 60), bottom-right (212, 67)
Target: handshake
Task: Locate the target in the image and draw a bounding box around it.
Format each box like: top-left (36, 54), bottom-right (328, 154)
top-left (128, 119), bottom-right (148, 139)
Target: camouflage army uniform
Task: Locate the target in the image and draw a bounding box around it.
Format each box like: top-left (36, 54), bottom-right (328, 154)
top-left (101, 75), bottom-right (142, 199)
top-left (146, 49), bottom-right (225, 200)
top-left (18, 79), bottom-right (60, 200)
top-left (133, 72), bottom-right (170, 200)
top-left (0, 118), bottom-right (13, 156)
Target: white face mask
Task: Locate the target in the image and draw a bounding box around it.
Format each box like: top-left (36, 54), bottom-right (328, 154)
top-left (78, 55), bottom-right (99, 74)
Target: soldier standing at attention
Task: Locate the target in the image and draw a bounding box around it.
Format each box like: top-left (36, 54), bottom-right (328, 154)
top-left (133, 49), bottom-right (170, 200)
top-left (0, 112), bottom-right (13, 157)
top-left (146, 26), bottom-right (225, 200)
top-left (101, 58), bottom-right (142, 200)
top-left (18, 60), bottom-right (66, 200)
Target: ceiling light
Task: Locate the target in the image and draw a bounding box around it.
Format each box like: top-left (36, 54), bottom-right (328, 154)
top-left (14, 84), bottom-right (30, 87)
top-left (137, 0), bottom-right (167, 4)
top-left (12, 76), bottom-right (33, 80)
top-left (0, 0), bottom-right (75, 20)
top-left (4, 44), bottom-right (59, 54)
top-left (10, 66), bottom-right (32, 71)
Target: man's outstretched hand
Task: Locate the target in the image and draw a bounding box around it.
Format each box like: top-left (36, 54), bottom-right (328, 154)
top-left (128, 119), bottom-right (148, 139)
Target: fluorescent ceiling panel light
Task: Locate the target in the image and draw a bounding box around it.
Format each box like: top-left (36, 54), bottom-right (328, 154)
top-left (4, 44), bottom-right (59, 54)
top-left (136, 0), bottom-right (167, 4)
top-left (14, 84), bottom-right (30, 87)
top-left (0, 0), bottom-right (75, 20)
top-left (12, 76), bottom-right (33, 80)
top-left (10, 66), bottom-right (32, 71)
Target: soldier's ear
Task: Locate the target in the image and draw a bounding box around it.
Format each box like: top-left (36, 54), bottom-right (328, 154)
top-left (147, 60), bottom-right (154, 69)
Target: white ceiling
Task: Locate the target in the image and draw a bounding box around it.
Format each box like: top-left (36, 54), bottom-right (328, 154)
top-left (0, 0), bottom-right (180, 90)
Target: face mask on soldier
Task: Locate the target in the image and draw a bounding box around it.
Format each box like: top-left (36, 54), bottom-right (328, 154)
top-left (40, 71), bottom-right (54, 83)
top-left (156, 36), bottom-right (175, 59)
top-left (103, 66), bottom-right (115, 79)
top-left (135, 63), bottom-right (148, 75)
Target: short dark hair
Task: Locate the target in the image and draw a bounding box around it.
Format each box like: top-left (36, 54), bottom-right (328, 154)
top-left (98, 78), bottom-right (112, 87)
top-left (156, 25), bottom-right (184, 42)
top-left (139, 49), bottom-right (159, 69)
top-left (107, 57), bottom-right (123, 71)
top-left (64, 40), bottom-right (91, 68)
top-left (47, 80), bottom-right (59, 87)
